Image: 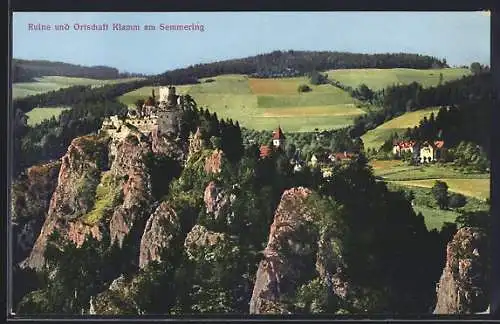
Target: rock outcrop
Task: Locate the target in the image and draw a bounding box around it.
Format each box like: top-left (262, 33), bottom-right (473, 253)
top-left (66, 220), bottom-right (103, 248)
top-left (434, 227), bottom-right (489, 314)
top-left (184, 224), bottom-right (227, 258)
top-left (204, 149), bottom-right (224, 174)
top-left (11, 160), bottom-right (61, 262)
top-left (21, 132), bottom-right (166, 269)
top-left (91, 275), bottom-right (139, 315)
top-left (187, 127), bottom-right (204, 159)
top-left (21, 135), bottom-right (109, 270)
top-left (249, 187), bottom-right (318, 314)
top-left (139, 202), bottom-right (180, 269)
top-left (151, 128), bottom-right (186, 162)
top-left (108, 136), bottom-right (154, 248)
top-left (203, 181), bottom-right (235, 221)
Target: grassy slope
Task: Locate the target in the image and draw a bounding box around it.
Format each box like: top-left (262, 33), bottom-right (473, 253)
top-left (326, 68), bottom-right (471, 91)
top-left (26, 107), bottom-right (71, 126)
top-left (386, 182), bottom-right (489, 231)
top-left (119, 74), bottom-right (365, 132)
top-left (13, 76), bottom-right (145, 99)
top-left (371, 160), bottom-right (490, 200)
top-left (387, 178), bottom-right (490, 201)
top-left (361, 107), bottom-right (442, 150)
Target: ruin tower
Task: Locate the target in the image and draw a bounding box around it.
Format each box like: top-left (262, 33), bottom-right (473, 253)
top-left (157, 86), bottom-right (183, 136)
top-left (159, 86), bottom-right (169, 103)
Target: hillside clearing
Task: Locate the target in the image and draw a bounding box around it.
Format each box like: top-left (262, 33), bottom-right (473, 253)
top-left (362, 107), bottom-right (441, 150)
top-left (26, 107), bottom-right (71, 126)
top-left (13, 76), bottom-right (144, 99)
top-left (387, 178), bottom-right (490, 200)
top-left (387, 182), bottom-right (489, 231)
top-left (371, 160), bottom-right (489, 181)
top-left (326, 68), bottom-right (470, 91)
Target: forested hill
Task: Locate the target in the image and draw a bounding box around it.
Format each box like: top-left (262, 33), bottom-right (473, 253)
top-left (12, 59), bottom-right (146, 82)
top-left (150, 50), bottom-right (448, 84)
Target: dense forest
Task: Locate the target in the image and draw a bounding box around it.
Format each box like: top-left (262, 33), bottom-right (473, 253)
top-left (12, 59), bottom-right (147, 82)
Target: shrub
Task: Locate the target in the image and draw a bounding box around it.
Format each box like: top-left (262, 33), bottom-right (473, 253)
top-left (298, 84), bottom-right (312, 93)
top-left (431, 180), bottom-right (449, 209)
top-left (448, 193), bottom-right (467, 209)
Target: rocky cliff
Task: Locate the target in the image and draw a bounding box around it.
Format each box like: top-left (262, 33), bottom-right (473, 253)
top-left (433, 227), bottom-right (489, 314)
top-left (139, 202), bottom-right (180, 269)
top-left (11, 160), bottom-right (61, 262)
top-left (20, 130), bottom-right (187, 270)
top-left (249, 187), bottom-right (317, 314)
top-left (21, 135), bottom-right (110, 270)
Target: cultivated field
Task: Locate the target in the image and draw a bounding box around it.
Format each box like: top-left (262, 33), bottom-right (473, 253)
top-left (326, 68), bottom-right (470, 91)
top-left (371, 159), bottom-right (490, 200)
top-left (25, 107), bottom-right (71, 126)
top-left (361, 107), bottom-right (442, 150)
top-left (119, 74), bottom-right (365, 132)
top-left (13, 76), bottom-right (144, 99)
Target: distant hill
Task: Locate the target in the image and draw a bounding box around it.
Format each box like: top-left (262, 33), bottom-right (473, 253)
top-left (12, 59), bottom-right (146, 82)
top-left (151, 50), bottom-right (449, 85)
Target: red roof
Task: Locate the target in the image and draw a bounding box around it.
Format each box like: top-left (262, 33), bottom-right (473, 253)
top-left (272, 126), bottom-right (286, 140)
top-left (394, 141), bottom-right (416, 149)
top-left (144, 97), bottom-right (155, 106)
top-left (434, 141), bottom-right (444, 149)
top-left (334, 152), bottom-right (356, 160)
top-left (259, 145), bottom-right (272, 158)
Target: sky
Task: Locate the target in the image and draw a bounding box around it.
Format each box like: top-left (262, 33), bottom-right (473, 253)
top-left (12, 12), bottom-right (491, 75)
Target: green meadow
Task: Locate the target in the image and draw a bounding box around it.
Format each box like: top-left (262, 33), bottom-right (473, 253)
top-left (371, 159), bottom-right (490, 200)
top-left (386, 182), bottom-right (489, 231)
top-left (26, 107), bottom-right (71, 126)
top-left (326, 68), bottom-right (470, 91)
top-left (119, 74), bottom-right (365, 132)
top-left (13, 76), bottom-right (144, 99)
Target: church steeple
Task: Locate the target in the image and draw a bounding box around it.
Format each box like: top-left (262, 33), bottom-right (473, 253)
top-left (272, 125), bottom-right (286, 148)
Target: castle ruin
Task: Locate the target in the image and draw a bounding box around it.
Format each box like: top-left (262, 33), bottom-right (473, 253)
top-left (100, 86), bottom-right (185, 140)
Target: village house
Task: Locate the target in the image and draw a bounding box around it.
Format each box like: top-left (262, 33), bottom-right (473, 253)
top-left (289, 149), bottom-right (306, 173)
top-left (310, 151), bottom-right (358, 178)
top-left (310, 151), bottom-right (357, 167)
top-left (392, 140), bottom-right (417, 156)
top-left (419, 140), bottom-right (445, 163)
top-left (392, 140), bottom-right (445, 163)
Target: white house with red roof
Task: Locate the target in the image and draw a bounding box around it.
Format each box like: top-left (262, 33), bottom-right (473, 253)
top-left (419, 140), bottom-right (444, 163)
top-left (392, 140), bottom-right (445, 163)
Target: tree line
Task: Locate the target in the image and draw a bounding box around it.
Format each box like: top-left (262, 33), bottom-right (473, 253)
top-left (151, 50), bottom-right (447, 84)
top-left (349, 71), bottom-right (493, 139)
top-left (12, 59), bottom-right (147, 82)
top-left (12, 80), bottom-right (151, 113)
